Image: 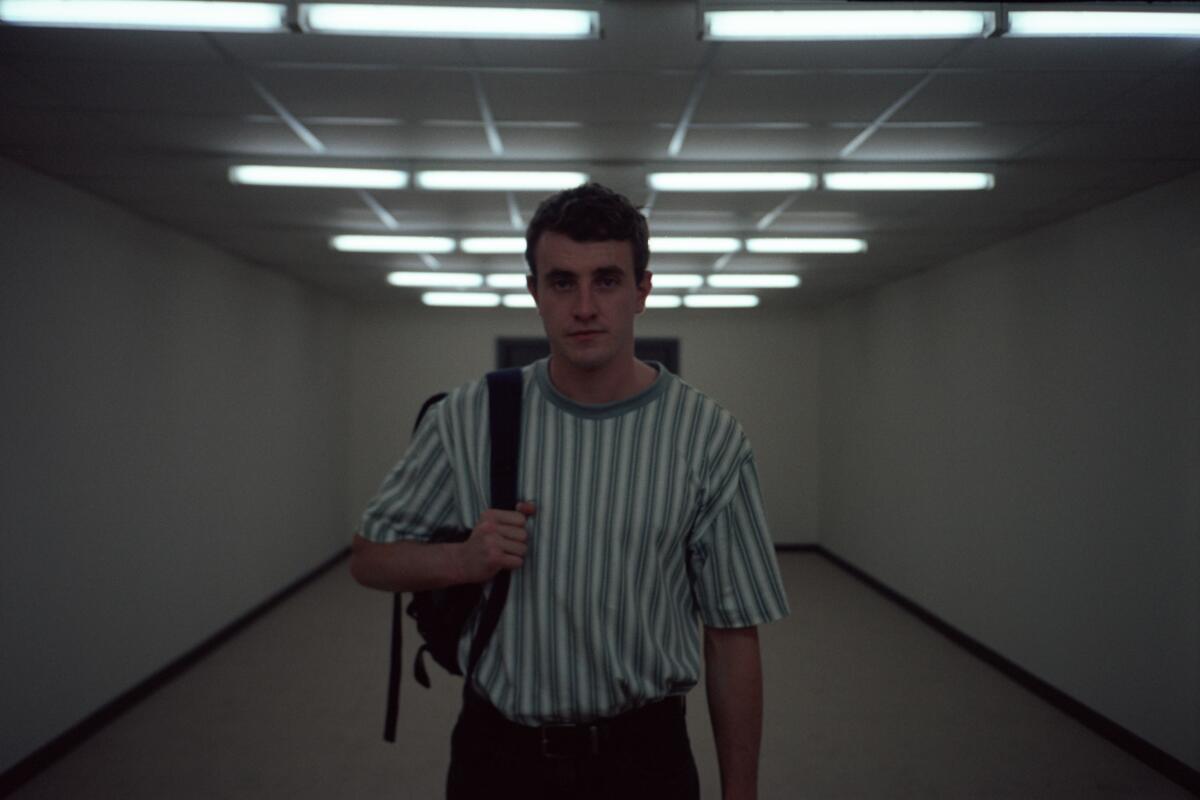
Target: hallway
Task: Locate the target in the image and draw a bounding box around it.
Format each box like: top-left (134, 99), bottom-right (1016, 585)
top-left (10, 552), bottom-right (1191, 799)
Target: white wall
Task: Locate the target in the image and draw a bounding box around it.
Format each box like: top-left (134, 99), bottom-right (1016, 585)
top-left (348, 304), bottom-right (820, 543)
top-left (0, 159), bottom-right (352, 773)
top-left (818, 171), bottom-right (1200, 770)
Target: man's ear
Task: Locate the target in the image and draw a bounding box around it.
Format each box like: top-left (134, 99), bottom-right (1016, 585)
top-left (636, 270), bottom-right (652, 313)
top-left (527, 273), bottom-right (539, 302)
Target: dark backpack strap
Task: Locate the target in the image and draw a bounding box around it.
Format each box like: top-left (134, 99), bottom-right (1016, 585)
top-left (383, 592), bottom-right (405, 742)
top-left (383, 390), bottom-right (449, 743)
top-left (465, 368), bottom-right (523, 682)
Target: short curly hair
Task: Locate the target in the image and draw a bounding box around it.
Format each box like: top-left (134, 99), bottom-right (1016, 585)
top-left (524, 183), bottom-right (650, 283)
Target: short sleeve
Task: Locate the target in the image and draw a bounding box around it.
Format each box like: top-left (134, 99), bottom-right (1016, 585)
top-left (688, 453), bottom-right (790, 628)
top-left (360, 403), bottom-right (459, 543)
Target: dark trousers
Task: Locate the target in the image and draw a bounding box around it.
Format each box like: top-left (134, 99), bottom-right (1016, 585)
top-left (446, 690), bottom-right (700, 800)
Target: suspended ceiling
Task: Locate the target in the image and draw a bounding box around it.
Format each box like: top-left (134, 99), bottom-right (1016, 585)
top-left (1, 2), bottom-right (1199, 310)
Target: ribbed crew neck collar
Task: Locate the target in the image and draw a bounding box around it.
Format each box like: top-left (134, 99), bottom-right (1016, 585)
top-left (533, 358), bottom-right (668, 419)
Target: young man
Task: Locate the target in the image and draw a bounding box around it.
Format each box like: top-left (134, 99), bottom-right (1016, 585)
top-left (351, 183), bottom-right (789, 800)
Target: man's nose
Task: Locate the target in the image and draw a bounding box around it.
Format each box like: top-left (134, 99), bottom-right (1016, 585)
top-left (573, 286), bottom-right (597, 318)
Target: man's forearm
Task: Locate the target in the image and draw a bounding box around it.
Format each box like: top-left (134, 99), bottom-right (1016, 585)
top-left (704, 625), bottom-right (763, 800)
top-left (349, 534), bottom-right (466, 593)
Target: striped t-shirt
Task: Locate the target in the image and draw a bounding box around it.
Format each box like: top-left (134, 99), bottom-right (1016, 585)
top-left (362, 358), bottom-right (789, 725)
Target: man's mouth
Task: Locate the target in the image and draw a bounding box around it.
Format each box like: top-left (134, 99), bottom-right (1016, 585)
top-left (569, 330), bottom-right (604, 338)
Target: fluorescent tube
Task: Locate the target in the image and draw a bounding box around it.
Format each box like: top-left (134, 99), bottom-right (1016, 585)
top-left (417, 171), bottom-right (589, 191)
top-left (650, 274), bottom-right (704, 289)
top-left (645, 296), bottom-right (684, 309)
top-left (300, 4), bottom-right (599, 39)
top-left (461, 237), bottom-right (527, 254)
top-left (230, 165), bottom-right (408, 189)
top-left (502, 294), bottom-right (537, 308)
top-left (704, 10), bottom-right (995, 40)
top-left (824, 172), bottom-right (995, 191)
top-left (647, 172), bottom-right (817, 192)
top-left (745, 238), bottom-right (867, 254)
top-left (486, 274), bottom-right (530, 289)
top-left (1008, 11), bottom-right (1200, 38)
top-left (387, 272), bottom-right (483, 288)
top-left (707, 274), bottom-right (801, 289)
top-left (683, 295), bottom-right (760, 309)
top-left (0, 0), bottom-right (287, 31)
top-left (422, 292), bottom-right (501, 307)
top-left (649, 237), bottom-right (741, 254)
top-left (332, 236), bottom-right (455, 253)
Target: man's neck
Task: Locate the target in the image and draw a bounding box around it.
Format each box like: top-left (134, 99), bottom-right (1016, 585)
top-left (547, 355), bottom-right (657, 405)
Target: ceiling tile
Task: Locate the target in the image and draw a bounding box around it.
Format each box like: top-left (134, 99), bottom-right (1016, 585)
top-left (14, 61), bottom-right (265, 114)
top-left (0, 109), bottom-right (138, 149)
top-left (945, 37), bottom-right (1200, 72)
top-left (257, 68), bottom-right (479, 119)
top-left (698, 72), bottom-right (922, 123)
top-left (499, 123), bottom-right (673, 161)
top-left (1086, 72), bottom-right (1200, 123)
top-left (0, 64), bottom-right (65, 107)
top-left (212, 32), bottom-right (476, 68)
top-left (847, 123), bottom-right (1052, 161)
top-left (1018, 123), bottom-right (1200, 161)
top-left (93, 113), bottom-right (317, 156)
top-left (483, 71), bottom-right (694, 124)
top-left (674, 125), bottom-right (849, 160)
top-left (896, 71), bottom-right (1145, 124)
top-left (0, 27), bottom-right (224, 62)
top-left (712, 39), bottom-right (971, 71)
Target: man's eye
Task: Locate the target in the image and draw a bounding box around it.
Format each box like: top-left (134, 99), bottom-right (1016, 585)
top-left (597, 276), bottom-right (619, 288)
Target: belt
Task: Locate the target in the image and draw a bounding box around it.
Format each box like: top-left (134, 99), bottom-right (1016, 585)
top-left (461, 689), bottom-right (687, 760)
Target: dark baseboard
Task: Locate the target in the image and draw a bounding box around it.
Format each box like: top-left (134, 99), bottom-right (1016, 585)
top-left (805, 545), bottom-right (1200, 797)
top-left (0, 548), bottom-right (351, 798)
top-left (774, 542), bottom-right (820, 553)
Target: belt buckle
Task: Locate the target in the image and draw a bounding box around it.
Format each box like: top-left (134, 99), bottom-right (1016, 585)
top-left (539, 723), bottom-right (601, 759)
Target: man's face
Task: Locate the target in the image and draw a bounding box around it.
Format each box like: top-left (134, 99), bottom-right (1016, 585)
top-left (528, 231), bottom-right (651, 373)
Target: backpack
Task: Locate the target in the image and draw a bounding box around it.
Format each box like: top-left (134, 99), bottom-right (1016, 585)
top-left (383, 368), bottom-right (523, 742)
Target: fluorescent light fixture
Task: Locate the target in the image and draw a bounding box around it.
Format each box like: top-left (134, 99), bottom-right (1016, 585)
top-left (416, 171), bottom-right (588, 191)
top-left (745, 238), bottom-right (868, 254)
top-left (649, 237), bottom-right (742, 254)
top-left (331, 235), bottom-right (455, 253)
top-left (300, 4), bottom-right (599, 39)
top-left (386, 272), bottom-right (483, 288)
top-left (707, 274), bottom-right (801, 289)
top-left (461, 237), bottom-right (527, 254)
top-left (230, 165), bottom-right (408, 189)
top-left (0, 0), bottom-right (287, 31)
top-left (1008, 11), bottom-right (1200, 38)
top-left (645, 295), bottom-right (683, 309)
top-left (704, 10), bottom-right (995, 40)
top-left (486, 273), bottom-right (530, 289)
top-left (683, 295), bottom-right (760, 309)
top-left (422, 292), bottom-right (501, 308)
top-left (650, 274), bottom-right (704, 289)
top-left (647, 172), bottom-right (817, 192)
top-left (502, 294), bottom-right (537, 309)
top-left (824, 172), bottom-right (995, 191)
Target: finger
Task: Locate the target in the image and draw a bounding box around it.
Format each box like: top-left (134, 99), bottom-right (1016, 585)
top-left (489, 510), bottom-right (537, 527)
top-left (488, 508), bottom-right (534, 527)
top-left (498, 539), bottom-right (528, 557)
top-left (516, 501), bottom-right (537, 517)
top-left (493, 523), bottom-right (530, 542)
